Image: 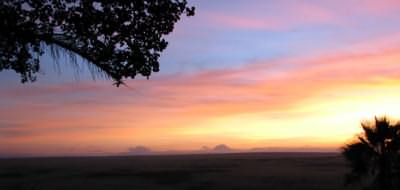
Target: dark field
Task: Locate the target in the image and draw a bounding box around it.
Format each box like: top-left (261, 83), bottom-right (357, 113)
top-left (0, 152), bottom-right (359, 190)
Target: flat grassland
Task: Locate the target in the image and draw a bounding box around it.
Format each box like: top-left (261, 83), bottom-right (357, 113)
top-left (0, 152), bottom-right (359, 190)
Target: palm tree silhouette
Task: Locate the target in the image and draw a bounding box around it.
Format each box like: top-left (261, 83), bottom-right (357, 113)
top-left (342, 117), bottom-right (400, 190)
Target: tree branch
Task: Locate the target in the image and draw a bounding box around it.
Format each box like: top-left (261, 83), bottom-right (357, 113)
top-left (38, 34), bottom-right (120, 81)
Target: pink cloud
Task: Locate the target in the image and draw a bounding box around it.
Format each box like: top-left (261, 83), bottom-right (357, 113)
top-left (192, 0), bottom-right (400, 32)
top-left (282, 2), bottom-right (335, 25)
top-left (353, 0), bottom-right (400, 15)
top-left (204, 11), bottom-right (280, 30)
top-left (198, 1), bottom-right (337, 31)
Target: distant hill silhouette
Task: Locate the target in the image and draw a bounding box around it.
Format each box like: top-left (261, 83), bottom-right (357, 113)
top-left (213, 144), bottom-right (233, 152)
top-left (117, 144), bottom-right (336, 156)
top-left (125, 146), bottom-right (153, 155)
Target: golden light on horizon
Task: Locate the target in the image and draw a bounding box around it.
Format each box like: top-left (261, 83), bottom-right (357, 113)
top-left (167, 79), bottom-right (400, 151)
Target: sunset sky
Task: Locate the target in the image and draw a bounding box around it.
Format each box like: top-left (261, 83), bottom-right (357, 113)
top-left (2, 0), bottom-right (400, 157)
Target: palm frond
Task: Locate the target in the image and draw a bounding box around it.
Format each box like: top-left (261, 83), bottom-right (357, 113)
top-left (342, 116), bottom-right (400, 190)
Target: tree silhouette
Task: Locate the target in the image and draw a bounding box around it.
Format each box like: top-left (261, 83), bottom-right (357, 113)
top-left (0, 0), bottom-right (195, 86)
top-left (342, 117), bottom-right (400, 190)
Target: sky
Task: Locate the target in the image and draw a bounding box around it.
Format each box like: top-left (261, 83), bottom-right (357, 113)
top-left (2, 0), bottom-right (400, 157)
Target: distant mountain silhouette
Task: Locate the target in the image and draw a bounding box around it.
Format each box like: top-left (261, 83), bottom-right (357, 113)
top-left (126, 146), bottom-right (153, 155)
top-left (117, 144), bottom-right (336, 157)
top-left (213, 144), bottom-right (232, 152)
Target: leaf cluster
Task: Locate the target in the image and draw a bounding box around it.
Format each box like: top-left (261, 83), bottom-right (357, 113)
top-left (0, 0), bottom-right (195, 86)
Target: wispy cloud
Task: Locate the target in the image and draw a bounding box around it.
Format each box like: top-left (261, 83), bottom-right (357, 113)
top-left (197, 1), bottom-right (336, 31)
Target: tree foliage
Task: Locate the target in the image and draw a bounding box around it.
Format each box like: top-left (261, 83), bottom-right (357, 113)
top-left (0, 0), bottom-right (195, 86)
top-left (342, 117), bottom-right (400, 190)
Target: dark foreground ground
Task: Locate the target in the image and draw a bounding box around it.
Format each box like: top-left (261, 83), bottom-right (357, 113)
top-left (0, 152), bottom-right (359, 190)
